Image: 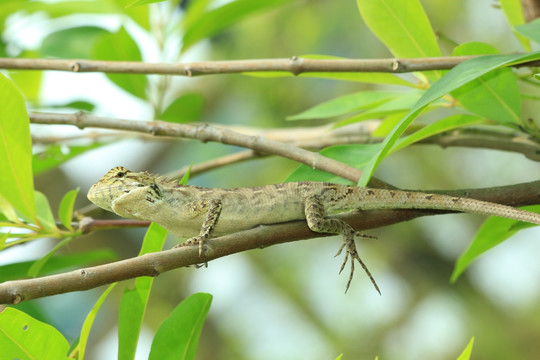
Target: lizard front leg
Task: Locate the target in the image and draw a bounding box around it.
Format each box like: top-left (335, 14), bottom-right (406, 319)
top-left (174, 199), bottom-right (223, 256)
top-left (304, 195), bottom-right (380, 294)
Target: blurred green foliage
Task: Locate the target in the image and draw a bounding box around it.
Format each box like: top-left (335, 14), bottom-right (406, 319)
top-left (1, 0), bottom-right (540, 359)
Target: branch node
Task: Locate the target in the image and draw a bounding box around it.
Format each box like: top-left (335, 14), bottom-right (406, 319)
top-left (12, 293), bottom-right (22, 304)
top-left (289, 56), bottom-right (303, 76)
top-left (69, 61), bottom-right (81, 72)
top-left (79, 216), bottom-right (93, 234)
top-left (391, 59), bottom-right (401, 72)
top-left (74, 112), bottom-right (86, 129)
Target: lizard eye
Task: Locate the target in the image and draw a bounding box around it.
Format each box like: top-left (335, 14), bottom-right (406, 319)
top-left (116, 171), bottom-right (126, 178)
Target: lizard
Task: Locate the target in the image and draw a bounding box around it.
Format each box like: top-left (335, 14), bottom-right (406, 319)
top-left (87, 166), bottom-right (540, 294)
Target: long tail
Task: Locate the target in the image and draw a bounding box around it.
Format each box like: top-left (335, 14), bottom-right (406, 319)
top-left (355, 188), bottom-right (540, 225)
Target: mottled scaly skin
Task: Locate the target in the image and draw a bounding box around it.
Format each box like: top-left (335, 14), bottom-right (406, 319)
top-left (88, 166), bottom-right (540, 293)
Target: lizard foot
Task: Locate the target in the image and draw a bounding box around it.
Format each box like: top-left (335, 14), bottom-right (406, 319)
top-left (335, 233), bottom-right (380, 295)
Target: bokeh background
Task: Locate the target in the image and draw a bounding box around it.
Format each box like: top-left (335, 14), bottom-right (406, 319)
top-left (2, 0), bottom-right (540, 359)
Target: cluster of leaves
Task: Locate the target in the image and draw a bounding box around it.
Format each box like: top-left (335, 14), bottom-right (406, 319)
top-left (1, 0), bottom-right (540, 358)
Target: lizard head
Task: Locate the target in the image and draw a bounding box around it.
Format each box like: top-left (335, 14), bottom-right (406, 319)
top-left (87, 166), bottom-right (162, 213)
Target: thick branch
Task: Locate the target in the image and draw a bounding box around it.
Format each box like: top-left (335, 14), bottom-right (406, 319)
top-left (1, 180), bottom-right (539, 304)
top-left (2, 56), bottom-right (540, 75)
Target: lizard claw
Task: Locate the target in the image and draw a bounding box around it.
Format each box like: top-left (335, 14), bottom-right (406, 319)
top-left (338, 235), bottom-right (381, 295)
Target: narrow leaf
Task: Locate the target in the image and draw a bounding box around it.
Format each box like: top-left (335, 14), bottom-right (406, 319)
top-left (58, 188), bottom-right (80, 230)
top-left (27, 237), bottom-right (73, 278)
top-left (149, 293), bottom-right (213, 360)
top-left (34, 191), bottom-right (57, 232)
top-left (0, 74), bottom-right (35, 220)
top-left (392, 114), bottom-right (484, 152)
top-left (118, 223), bottom-right (167, 360)
top-left (359, 50), bottom-right (540, 186)
top-left (78, 283), bottom-right (117, 360)
top-left (179, 163), bottom-right (193, 185)
top-left (0, 193), bottom-right (20, 223)
top-left (126, 0), bottom-right (164, 7)
top-left (0, 307), bottom-right (70, 360)
top-left (334, 91), bottom-right (427, 128)
top-left (287, 91), bottom-right (400, 121)
top-left (451, 205), bottom-right (540, 283)
top-left (456, 337), bottom-right (475, 360)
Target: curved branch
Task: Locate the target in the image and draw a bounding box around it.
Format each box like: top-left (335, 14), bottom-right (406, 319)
top-left (29, 112), bottom-right (393, 188)
top-left (2, 180), bottom-right (540, 304)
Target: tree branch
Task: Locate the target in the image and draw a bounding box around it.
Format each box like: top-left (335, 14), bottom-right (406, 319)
top-left (2, 56), bottom-right (540, 76)
top-left (2, 180), bottom-right (539, 304)
top-left (29, 112), bottom-right (393, 188)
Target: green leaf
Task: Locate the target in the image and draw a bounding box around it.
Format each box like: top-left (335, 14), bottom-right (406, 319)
top-left (32, 143), bottom-right (104, 176)
top-left (182, 0), bottom-right (213, 30)
top-left (8, 51), bottom-right (42, 104)
top-left (515, 18), bottom-right (540, 44)
top-left (115, 0), bottom-right (151, 30)
top-left (179, 163), bottom-right (193, 185)
top-left (287, 91), bottom-right (400, 121)
top-left (149, 293), bottom-right (213, 360)
top-left (27, 237), bottom-right (73, 278)
top-left (334, 91), bottom-right (428, 128)
top-left (119, 223), bottom-right (167, 360)
top-left (0, 193), bottom-right (21, 223)
top-left (359, 50), bottom-right (540, 186)
top-left (0, 74), bottom-right (35, 220)
top-left (182, 0), bottom-right (292, 53)
top-left (356, 0), bottom-right (441, 81)
top-left (456, 337), bottom-right (475, 360)
top-left (0, 307), bottom-right (70, 360)
top-left (0, 250), bottom-right (117, 283)
top-left (41, 26), bottom-right (109, 59)
top-left (392, 114), bottom-right (485, 152)
top-left (34, 191), bottom-right (57, 232)
top-left (451, 205), bottom-right (540, 283)
top-left (58, 188), bottom-right (80, 231)
top-left (126, 0), bottom-right (164, 7)
top-left (79, 283), bottom-right (117, 360)
top-left (500, 0), bottom-right (531, 50)
top-left (452, 42), bottom-right (521, 125)
top-left (0, 232), bottom-right (9, 248)
top-left (93, 27), bottom-right (147, 99)
top-left (286, 144), bottom-right (380, 184)
top-left (160, 94), bottom-right (205, 123)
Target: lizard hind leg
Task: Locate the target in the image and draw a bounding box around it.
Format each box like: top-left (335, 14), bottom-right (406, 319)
top-left (304, 195), bottom-right (380, 294)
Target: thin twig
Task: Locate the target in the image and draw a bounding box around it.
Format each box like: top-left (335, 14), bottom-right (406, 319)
top-left (165, 150), bottom-right (260, 179)
top-left (2, 56), bottom-right (540, 76)
top-left (2, 180), bottom-right (540, 304)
